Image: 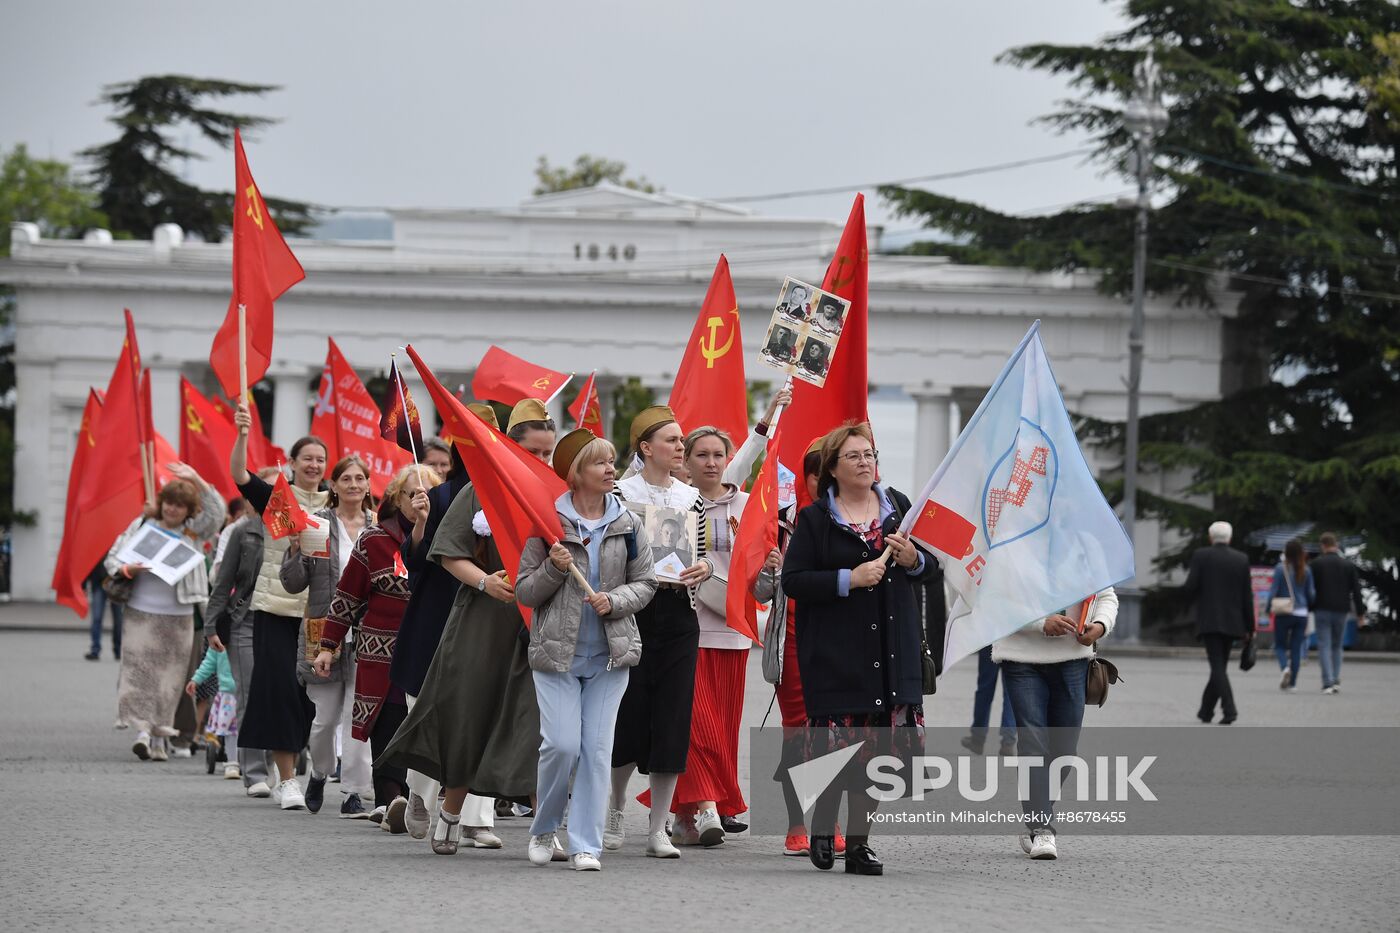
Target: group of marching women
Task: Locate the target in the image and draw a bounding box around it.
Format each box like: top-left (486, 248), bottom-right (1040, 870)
top-left (108, 378), bottom-right (1117, 873)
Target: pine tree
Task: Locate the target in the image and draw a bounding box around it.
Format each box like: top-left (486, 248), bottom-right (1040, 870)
top-left (881, 1), bottom-right (1400, 627)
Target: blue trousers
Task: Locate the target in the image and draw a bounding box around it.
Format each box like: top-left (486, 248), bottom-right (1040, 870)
top-left (970, 645), bottom-right (1016, 746)
top-left (1273, 614), bottom-right (1308, 686)
top-left (1002, 659), bottom-right (1088, 833)
top-left (87, 581), bottom-right (124, 656)
top-left (531, 655), bottom-right (629, 857)
top-left (1312, 610), bottom-right (1346, 688)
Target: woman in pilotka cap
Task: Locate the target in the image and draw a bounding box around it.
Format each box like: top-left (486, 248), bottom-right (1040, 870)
top-left (516, 428), bottom-right (656, 871)
top-left (606, 406), bottom-right (714, 859)
top-left (377, 398), bottom-right (551, 855)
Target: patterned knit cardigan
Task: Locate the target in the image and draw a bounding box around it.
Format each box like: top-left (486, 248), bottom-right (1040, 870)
top-left (321, 515), bottom-right (411, 742)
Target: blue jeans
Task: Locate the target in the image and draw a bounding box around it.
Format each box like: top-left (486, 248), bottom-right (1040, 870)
top-left (1001, 658), bottom-right (1088, 833)
top-left (531, 655), bottom-right (630, 857)
top-left (970, 645), bottom-right (1016, 747)
top-left (1273, 615), bottom-right (1308, 686)
top-left (87, 581), bottom-right (124, 656)
top-left (1312, 610), bottom-right (1346, 688)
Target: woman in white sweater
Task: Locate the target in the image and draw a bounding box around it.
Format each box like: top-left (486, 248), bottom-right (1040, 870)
top-left (991, 586), bottom-right (1117, 861)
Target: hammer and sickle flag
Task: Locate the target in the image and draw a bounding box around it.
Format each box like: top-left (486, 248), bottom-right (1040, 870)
top-left (669, 254), bottom-right (748, 444)
top-left (209, 128), bottom-right (306, 399)
top-left (179, 377), bottom-right (241, 501)
top-left (471, 345), bottom-right (572, 408)
top-left (725, 425), bottom-right (781, 644)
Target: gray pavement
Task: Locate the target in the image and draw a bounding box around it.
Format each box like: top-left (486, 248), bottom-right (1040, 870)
top-left (1, 626), bottom-right (1397, 932)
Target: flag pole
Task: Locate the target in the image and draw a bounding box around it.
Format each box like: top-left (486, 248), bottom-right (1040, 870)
top-left (545, 373), bottom-right (575, 406)
top-left (237, 303), bottom-right (249, 402)
top-left (391, 352), bottom-right (429, 491)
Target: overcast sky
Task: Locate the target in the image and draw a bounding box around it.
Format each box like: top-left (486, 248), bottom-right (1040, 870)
top-left (3, 0), bottom-right (1133, 232)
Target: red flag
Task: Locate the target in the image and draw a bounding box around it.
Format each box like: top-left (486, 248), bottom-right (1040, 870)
top-left (726, 428), bottom-right (781, 644)
top-left (311, 338), bottom-right (410, 497)
top-left (209, 128), bottom-right (306, 398)
top-left (58, 312), bottom-right (148, 615)
top-left (379, 358), bottom-right (425, 456)
top-left (776, 194), bottom-right (869, 503)
top-left (408, 345), bottom-right (568, 626)
top-left (909, 498), bottom-right (976, 559)
top-left (262, 470), bottom-right (310, 539)
top-left (568, 370), bottom-right (604, 435)
top-left (471, 345), bottom-right (571, 406)
top-left (51, 390), bottom-right (105, 615)
top-left (180, 378), bottom-right (241, 501)
top-left (669, 255), bottom-right (748, 443)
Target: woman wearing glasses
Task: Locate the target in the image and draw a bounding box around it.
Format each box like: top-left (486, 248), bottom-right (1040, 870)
top-left (781, 422), bottom-right (932, 877)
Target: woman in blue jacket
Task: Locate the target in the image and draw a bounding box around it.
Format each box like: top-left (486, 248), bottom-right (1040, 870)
top-left (1270, 538), bottom-right (1316, 691)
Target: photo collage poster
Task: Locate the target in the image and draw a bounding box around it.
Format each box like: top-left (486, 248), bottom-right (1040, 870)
top-left (757, 276), bottom-right (851, 388)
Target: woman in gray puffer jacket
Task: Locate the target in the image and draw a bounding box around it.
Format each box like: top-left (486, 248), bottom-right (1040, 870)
top-left (278, 456), bottom-right (376, 816)
top-left (515, 429), bottom-right (656, 871)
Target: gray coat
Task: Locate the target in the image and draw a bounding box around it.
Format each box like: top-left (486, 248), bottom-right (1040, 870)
top-left (280, 507), bottom-right (376, 684)
top-left (205, 517), bottom-right (264, 639)
top-left (516, 501), bottom-right (656, 673)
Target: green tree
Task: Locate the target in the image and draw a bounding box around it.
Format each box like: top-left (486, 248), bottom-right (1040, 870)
top-left (533, 154), bottom-right (657, 196)
top-left (880, 1), bottom-right (1400, 629)
top-left (0, 145), bottom-right (108, 528)
top-left (82, 75), bottom-right (314, 241)
top-left (1363, 33), bottom-right (1400, 131)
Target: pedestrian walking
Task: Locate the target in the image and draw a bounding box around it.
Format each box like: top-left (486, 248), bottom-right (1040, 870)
top-left (1270, 538), bottom-right (1316, 691)
top-left (1309, 532), bottom-right (1366, 694)
top-left (1182, 520), bottom-right (1256, 723)
top-left (83, 560), bottom-right (124, 661)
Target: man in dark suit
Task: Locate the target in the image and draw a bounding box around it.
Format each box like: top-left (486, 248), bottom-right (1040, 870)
top-left (1182, 520), bottom-right (1256, 723)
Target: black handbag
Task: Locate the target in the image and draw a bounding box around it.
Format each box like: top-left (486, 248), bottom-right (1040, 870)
top-left (1239, 635), bottom-right (1257, 672)
top-left (920, 639), bottom-right (938, 695)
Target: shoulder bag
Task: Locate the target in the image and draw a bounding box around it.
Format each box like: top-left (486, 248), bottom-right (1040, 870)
top-left (1269, 562), bottom-right (1298, 616)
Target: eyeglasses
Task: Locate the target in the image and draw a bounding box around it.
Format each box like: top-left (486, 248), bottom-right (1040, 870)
top-left (839, 450), bottom-right (879, 465)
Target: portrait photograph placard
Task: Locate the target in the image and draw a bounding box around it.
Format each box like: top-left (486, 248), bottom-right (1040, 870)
top-left (757, 276), bottom-right (851, 388)
top-left (114, 523), bottom-right (205, 586)
top-left (623, 502), bottom-right (698, 583)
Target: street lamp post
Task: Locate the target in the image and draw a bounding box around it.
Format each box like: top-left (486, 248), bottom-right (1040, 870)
top-left (1118, 50), bottom-right (1168, 642)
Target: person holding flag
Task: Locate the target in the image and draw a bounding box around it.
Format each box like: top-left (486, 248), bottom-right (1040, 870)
top-left (377, 398), bottom-right (558, 854)
top-left (212, 403), bottom-right (331, 808)
top-left (104, 464), bottom-right (225, 761)
top-left (781, 423), bottom-right (933, 877)
top-left (278, 455), bottom-right (377, 818)
top-left (516, 428), bottom-right (657, 871)
top-left (607, 406), bottom-right (713, 859)
top-left (313, 465), bottom-right (440, 829)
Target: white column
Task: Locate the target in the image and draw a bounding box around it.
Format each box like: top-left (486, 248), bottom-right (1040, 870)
top-left (147, 361), bottom-right (182, 450)
top-left (270, 368), bottom-right (312, 446)
top-left (13, 362), bottom-right (54, 601)
top-left (909, 387), bottom-right (953, 488)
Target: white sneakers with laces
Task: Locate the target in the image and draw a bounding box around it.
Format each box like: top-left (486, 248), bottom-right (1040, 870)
top-left (463, 827), bottom-right (503, 848)
top-left (1027, 832), bottom-right (1058, 860)
top-left (404, 793), bottom-right (430, 839)
top-left (528, 833), bottom-right (565, 866)
top-left (694, 808), bottom-right (725, 847)
top-left (278, 779), bottom-right (306, 811)
top-left (646, 830), bottom-right (681, 859)
top-left (571, 852), bottom-right (602, 871)
top-left (603, 808), bottom-right (625, 850)
top-left (247, 781), bottom-right (272, 798)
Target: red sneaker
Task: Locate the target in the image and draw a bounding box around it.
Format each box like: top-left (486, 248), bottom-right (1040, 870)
top-left (783, 830), bottom-right (810, 856)
top-left (834, 825), bottom-right (847, 856)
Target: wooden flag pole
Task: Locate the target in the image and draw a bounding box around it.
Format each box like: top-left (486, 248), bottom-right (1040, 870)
top-left (566, 559), bottom-right (597, 598)
top-left (391, 352), bottom-right (430, 492)
top-left (237, 304), bottom-right (248, 402)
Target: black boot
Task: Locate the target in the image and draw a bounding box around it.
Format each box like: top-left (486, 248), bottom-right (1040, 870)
top-left (845, 843), bottom-right (883, 876)
top-left (809, 835), bottom-right (835, 870)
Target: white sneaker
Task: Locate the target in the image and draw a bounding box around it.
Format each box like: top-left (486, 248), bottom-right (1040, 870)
top-left (571, 852), bottom-right (602, 871)
top-left (405, 794), bottom-right (430, 839)
top-left (646, 830), bottom-right (681, 859)
top-left (671, 817), bottom-right (701, 846)
top-left (694, 808), bottom-right (725, 847)
top-left (528, 833), bottom-right (561, 866)
top-left (603, 808), bottom-right (625, 850)
top-left (149, 739), bottom-right (169, 762)
top-left (368, 805), bottom-right (387, 824)
top-left (223, 763), bottom-right (241, 780)
top-left (1028, 832), bottom-right (1058, 860)
top-left (463, 827), bottom-right (503, 849)
top-left (132, 732), bottom-right (152, 761)
top-left (1018, 832), bottom-right (1033, 854)
top-left (278, 780), bottom-right (306, 811)
top-left (1279, 669), bottom-right (1291, 690)
top-left (247, 781), bottom-right (272, 799)
top-left (171, 745), bottom-right (193, 758)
